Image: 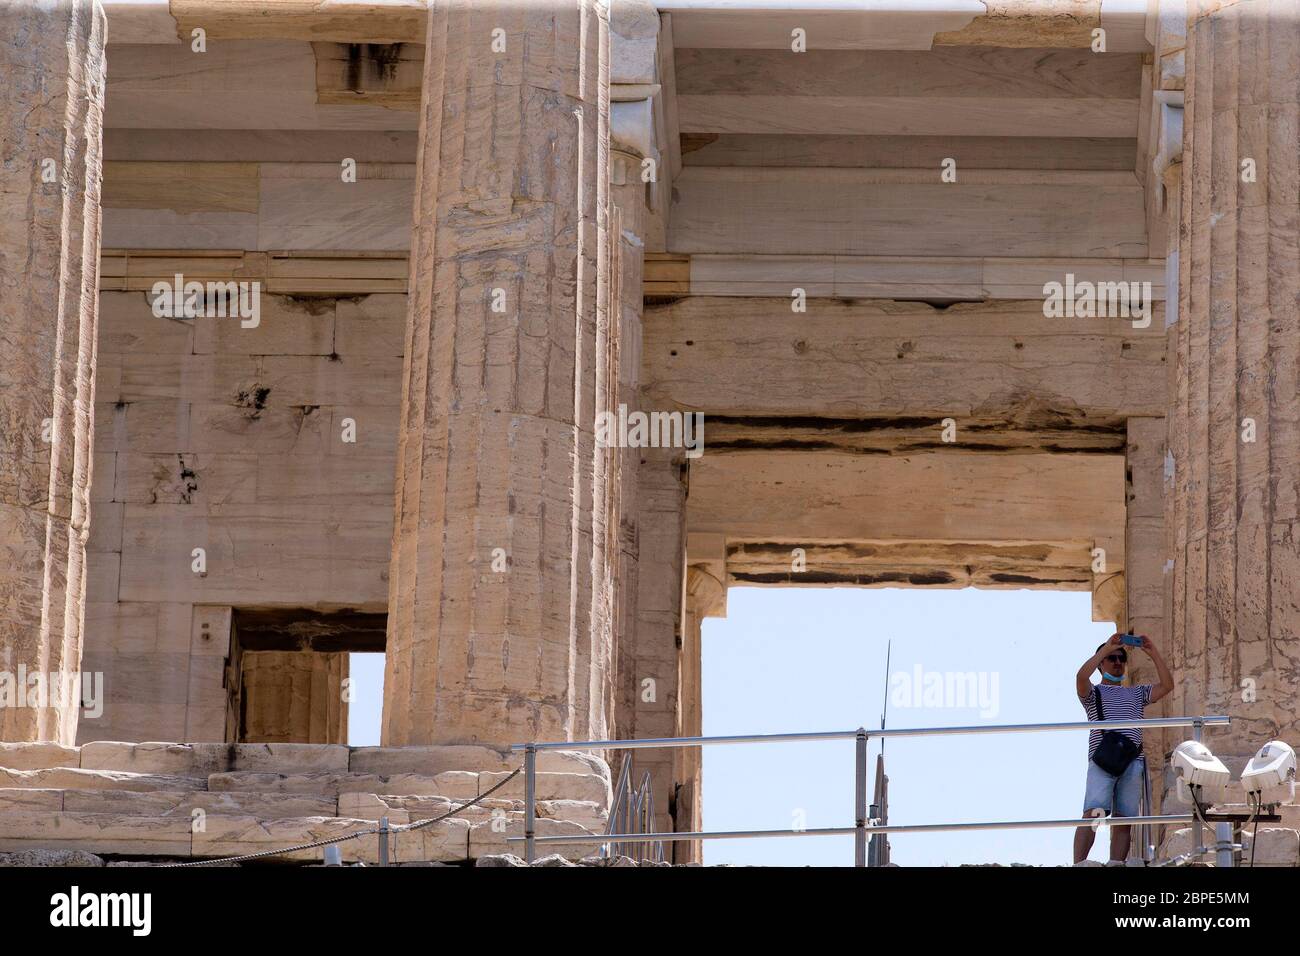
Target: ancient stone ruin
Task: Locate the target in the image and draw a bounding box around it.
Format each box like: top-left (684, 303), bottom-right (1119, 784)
top-left (0, 0), bottom-right (1297, 867)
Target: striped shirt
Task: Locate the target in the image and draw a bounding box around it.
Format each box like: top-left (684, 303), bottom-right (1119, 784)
top-left (1080, 683), bottom-right (1152, 759)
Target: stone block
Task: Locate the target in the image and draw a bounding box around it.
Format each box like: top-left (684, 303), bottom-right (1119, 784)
top-left (0, 743), bottom-right (80, 771)
top-left (0, 789), bottom-right (64, 811)
top-left (468, 817), bottom-right (598, 862)
top-left (0, 767), bottom-right (205, 792)
top-left (480, 771), bottom-right (612, 807)
top-left (0, 812), bottom-right (192, 856)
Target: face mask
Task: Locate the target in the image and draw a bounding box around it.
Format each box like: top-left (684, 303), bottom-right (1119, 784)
top-left (1102, 672), bottom-right (1123, 683)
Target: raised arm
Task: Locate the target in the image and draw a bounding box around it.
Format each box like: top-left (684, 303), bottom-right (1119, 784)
top-left (1076, 634), bottom-right (1121, 699)
top-left (1141, 636), bottom-right (1174, 704)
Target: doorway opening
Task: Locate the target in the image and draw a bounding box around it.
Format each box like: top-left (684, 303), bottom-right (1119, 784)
top-left (225, 608), bottom-right (386, 745)
top-left (700, 587), bottom-right (1117, 866)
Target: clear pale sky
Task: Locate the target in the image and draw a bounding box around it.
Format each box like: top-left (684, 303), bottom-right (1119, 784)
top-left (699, 587), bottom-right (1120, 866)
top-left (347, 586), bottom-right (1127, 866)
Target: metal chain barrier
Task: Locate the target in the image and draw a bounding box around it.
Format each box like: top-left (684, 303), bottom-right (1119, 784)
top-left (164, 767), bottom-right (522, 867)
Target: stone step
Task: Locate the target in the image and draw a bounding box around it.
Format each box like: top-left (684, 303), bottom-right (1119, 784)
top-left (205, 770), bottom-right (476, 798)
top-left (0, 788), bottom-right (63, 811)
top-left (348, 746), bottom-right (608, 781)
top-left (338, 792), bottom-right (608, 833)
top-left (193, 815), bottom-right (473, 864)
top-left (0, 743), bottom-right (80, 771)
top-left (0, 741), bottom-right (612, 787)
top-left (80, 741), bottom-right (350, 775)
top-left (468, 818), bottom-right (598, 862)
top-left (207, 769), bottom-right (610, 806)
top-left (0, 811), bottom-right (193, 857)
top-left (0, 767), bottom-right (206, 792)
top-left (0, 801), bottom-right (602, 863)
top-left (0, 788), bottom-right (337, 819)
top-left (480, 770), bottom-right (612, 806)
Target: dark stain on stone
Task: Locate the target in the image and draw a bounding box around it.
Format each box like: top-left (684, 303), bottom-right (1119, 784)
top-left (708, 439), bottom-right (892, 455)
top-left (177, 455), bottom-right (198, 504)
top-left (732, 570), bottom-right (956, 586)
top-left (708, 414), bottom-right (943, 432)
top-left (679, 133), bottom-right (719, 155)
top-left (235, 385), bottom-right (272, 420)
top-left (988, 573), bottom-right (1076, 585)
top-left (345, 43), bottom-right (405, 90)
top-left (283, 296), bottom-right (336, 316)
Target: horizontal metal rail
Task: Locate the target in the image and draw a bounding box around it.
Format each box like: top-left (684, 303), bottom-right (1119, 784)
top-left (513, 715), bottom-right (1230, 865)
top-left (510, 716), bottom-right (1229, 753)
top-left (509, 814), bottom-right (1195, 847)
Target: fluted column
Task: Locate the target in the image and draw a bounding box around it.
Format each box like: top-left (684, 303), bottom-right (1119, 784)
top-left (1170, 0), bottom-right (1300, 763)
top-left (0, 0), bottom-right (106, 744)
top-left (382, 0), bottom-right (614, 746)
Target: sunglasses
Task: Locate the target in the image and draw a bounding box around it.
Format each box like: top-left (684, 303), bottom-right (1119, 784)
top-left (1104, 654), bottom-right (1128, 664)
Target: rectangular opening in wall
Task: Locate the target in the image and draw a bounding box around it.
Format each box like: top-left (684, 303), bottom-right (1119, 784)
top-left (227, 608), bottom-right (386, 745)
top-left (701, 588), bottom-right (1119, 867)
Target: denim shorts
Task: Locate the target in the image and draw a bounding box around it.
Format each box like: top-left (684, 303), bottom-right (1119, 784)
top-left (1083, 756), bottom-right (1145, 818)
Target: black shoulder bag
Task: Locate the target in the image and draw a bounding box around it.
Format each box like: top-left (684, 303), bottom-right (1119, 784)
top-left (1091, 685), bottom-right (1140, 776)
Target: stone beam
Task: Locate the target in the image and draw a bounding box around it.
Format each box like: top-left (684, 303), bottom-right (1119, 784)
top-left (687, 450), bottom-right (1126, 584)
top-left (102, 0), bottom-right (426, 43)
top-left (0, 0), bottom-right (107, 744)
top-left (725, 539), bottom-right (1096, 590)
top-left (644, 297), bottom-right (1167, 423)
top-left (662, 1), bottom-right (1149, 51)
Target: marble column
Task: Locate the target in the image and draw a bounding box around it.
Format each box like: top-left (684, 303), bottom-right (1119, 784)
top-left (382, 0), bottom-right (614, 746)
top-left (1169, 0), bottom-right (1300, 765)
top-left (0, 0), bottom-right (107, 744)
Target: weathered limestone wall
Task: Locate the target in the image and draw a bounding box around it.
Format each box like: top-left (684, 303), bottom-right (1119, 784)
top-left (83, 288), bottom-right (402, 743)
top-left (382, 0), bottom-right (616, 747)
top-left (0, 0), bottom-right (107, 744)
top-left (1170, 0), bottom-right (1300, 765)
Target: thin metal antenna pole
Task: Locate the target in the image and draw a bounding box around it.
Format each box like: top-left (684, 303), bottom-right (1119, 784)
top-left (855, 728), bottom-right (867, 867)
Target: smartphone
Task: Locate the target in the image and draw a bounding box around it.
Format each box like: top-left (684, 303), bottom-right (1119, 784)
top-left (1120, 634), bottom-right (1143, 647)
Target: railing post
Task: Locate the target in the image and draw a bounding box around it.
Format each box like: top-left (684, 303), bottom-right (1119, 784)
top-left (1215, 822), bottom-right (1234, 868)
top-left (855, 728), bottom-right (867, 868)
top-left (524, 744), bottom-right (537, 865)
top-left (1191, 719), bottom-right (1204, 862)
top-left (378, 816), bottom-right (390, 867)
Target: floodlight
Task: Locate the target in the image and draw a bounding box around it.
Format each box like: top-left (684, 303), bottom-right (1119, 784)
top-left (1171, 740), bottom-right (1231, 805)
top-left (1240, 740), bottom-right (1296, 806)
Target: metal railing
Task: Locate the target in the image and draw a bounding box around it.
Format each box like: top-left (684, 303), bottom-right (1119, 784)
top-left (508, 715), bottom-right (1230, 866)
top-left (602, 756), bottom-right (665, 863)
